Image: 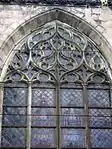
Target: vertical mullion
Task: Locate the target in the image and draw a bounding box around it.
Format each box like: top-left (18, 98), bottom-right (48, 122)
top-left (109, 83), bottom-right (112, 127)
top-left (27, 82), bottom-right (32, 149)
top-left (55, 26), bottom-right (61, 149)
top-left (109, 83), bottom-right (112, 107)
top-left (0, 83), bottom-right (4, 147)
top-left (56, 81), bottom-right (60, 149)
top-left (83, 83), bottom-right (91, 149)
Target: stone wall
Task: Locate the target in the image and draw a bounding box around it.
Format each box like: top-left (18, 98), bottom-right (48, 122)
top-left (0, 6), bottom-right (112, 48)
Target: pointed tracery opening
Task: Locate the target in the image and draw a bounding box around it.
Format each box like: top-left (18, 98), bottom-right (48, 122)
top-left (1, 21), bottom-right (112, 149)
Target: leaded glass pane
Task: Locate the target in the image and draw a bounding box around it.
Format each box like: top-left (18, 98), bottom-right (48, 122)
top-left (32, 89), bottom-right (55, 106)
top-left (110, 88), bottom-right (112, 107)
top-left (3, 107), bottom-right (26, 125)
top-left (61, 108), bottom-right (84, 127)
top-left (2, 21), bottom-right (112, 149)
top-left (31, 128), bottom-right (56, 148)
top-left (4, 88), bottom-right (27, 106)
top-left (32, 108), bottom-right (56, 126)
top-left (88, 89), bottom-right (110, 107)
top-left (91, 129), bottom-right (112, 148)
top-left (89, 109), bottom-right (112, 127)
top-left (61, 129), bottom-right (85, 148)
top-left (60, 89), bottom-right (83, 107)
top-left (1, 128), bottom-right (26, 147)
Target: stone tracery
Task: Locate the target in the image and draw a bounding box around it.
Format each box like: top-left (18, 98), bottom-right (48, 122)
top-left (1, 21), bottom-right (112, 149)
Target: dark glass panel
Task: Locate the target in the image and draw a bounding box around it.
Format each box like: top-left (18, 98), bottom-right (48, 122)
top-left (89, 109), bottom-right (112, 127)
top-left (88, 89), bottom-right (110, 107)
top-left (4, 88), bottom-right (27, 106)
top-left (61, 129), bottom-right (85, 148)
top-left (61, 108), bottom-right (84, 127)
top-left (3, 107), bottom-right (26, 126)
top-left (1, 128), bottom-right (26, 147)
top-left (32, 89), bottom-right (55, 106)
top-left (110, 88), bottom-right (112, 108)
top-left (91, 129), bottom-right (112, 148)
top-left (60, 89), bottom-right (83, 107)
top-left (31, 128), bottom-right (56, 148)
top-left (32, 108), bottom-right (56, 126)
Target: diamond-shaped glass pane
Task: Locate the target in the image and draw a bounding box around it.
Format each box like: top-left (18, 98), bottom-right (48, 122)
top-left (31, 128), bottom-right (56, 148)
top-left (4, 88), bottom-right (27, 106)
top-left (32, 108), bottom-right (56, 126)
top-left (60, 89), bottom-right (83, 107)
top-left (88, 89), bottom-right (110, 107)
top-left (3, 107), bottom-right (26, 126)
top-left (61, 129), bottom-right (85, 148)
top-left (61, 108), bottom-right (84, 127)
top-left (89, 109), bottom-right (112, 127)
top-left (1, 128), bottom-right (25, 147)
top-left (32, 89), bottom-right (55, 106)
top-left (91, 129), bottom-right (112, 148)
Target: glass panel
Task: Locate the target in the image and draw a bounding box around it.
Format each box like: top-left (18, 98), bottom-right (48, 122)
top-left (61, 108), bottom-right (84, 127)
top-left (89, 109), bottom-right (112, 127)
top-left (60, 89), bottom-right (83, 107)
top-left (1, 128), bottom-right (25, 147)
top-left (4, 88), bottom-right (27, 106)
top-left (88, 89), bottom-right (110, 107)
top-left (91, 129), bottom-right (112, 148)
top-left (32, 89), bottom-right (55, 106)
top-left (61, 129), bottom-right (85, 148)
top-left (32, 108), bottom-right (56, 126)
top-left (110, 87), bottom-right (112, 108)
top-left (3, 107), bottom-right (26, 125)
top-left (31, 128), bottom-right (56, 148)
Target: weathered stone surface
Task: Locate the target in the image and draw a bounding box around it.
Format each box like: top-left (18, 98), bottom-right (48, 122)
top-left (0, 5), bottom-right (112, 77)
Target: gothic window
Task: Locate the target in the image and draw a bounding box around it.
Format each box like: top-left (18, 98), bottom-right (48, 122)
top-left (1, 21), bottom-right (112, 149)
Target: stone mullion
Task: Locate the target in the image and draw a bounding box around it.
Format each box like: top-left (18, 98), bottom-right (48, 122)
top-left (55, 33), bottom-right (61, 149)
top-left (83, 83), bottom-right (91, 149)
top-left (0, 83), bottom-right (4, 147)
top-left (55, 61), bottom-right (61, 149)
top-left (26, 82), bottom-right (32, 149)
top-left (56, 80), bottom-right (60, 149)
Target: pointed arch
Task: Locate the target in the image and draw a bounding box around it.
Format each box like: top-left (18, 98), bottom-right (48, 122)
top-left (0, 8), bottom-right (112, 81)
top-left (0, 8), bottom-right (112, 149)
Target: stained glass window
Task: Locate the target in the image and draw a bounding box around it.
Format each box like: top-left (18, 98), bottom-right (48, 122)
top-left (60, 89), bottom-right (83, 107)
top-left (91, 129), bottom-right (112, 148)
top-left (2, 86), bottom-right (27, 148)
top-left (61, 129), bottom-right (85, 148)
top-left (1, 128), bottom-right (26, 147)
top-left (1, 21), bottom-right (112, 149)
top-left (31, 128), bottom-right (56, 148)
top-left (88, 89), bottom-right (110, 107)
top-left (61, 108), bottom-right (84, 127)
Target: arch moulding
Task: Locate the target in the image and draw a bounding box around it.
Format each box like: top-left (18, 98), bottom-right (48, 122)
top-left (0, 8), bottom-right (112, 81)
